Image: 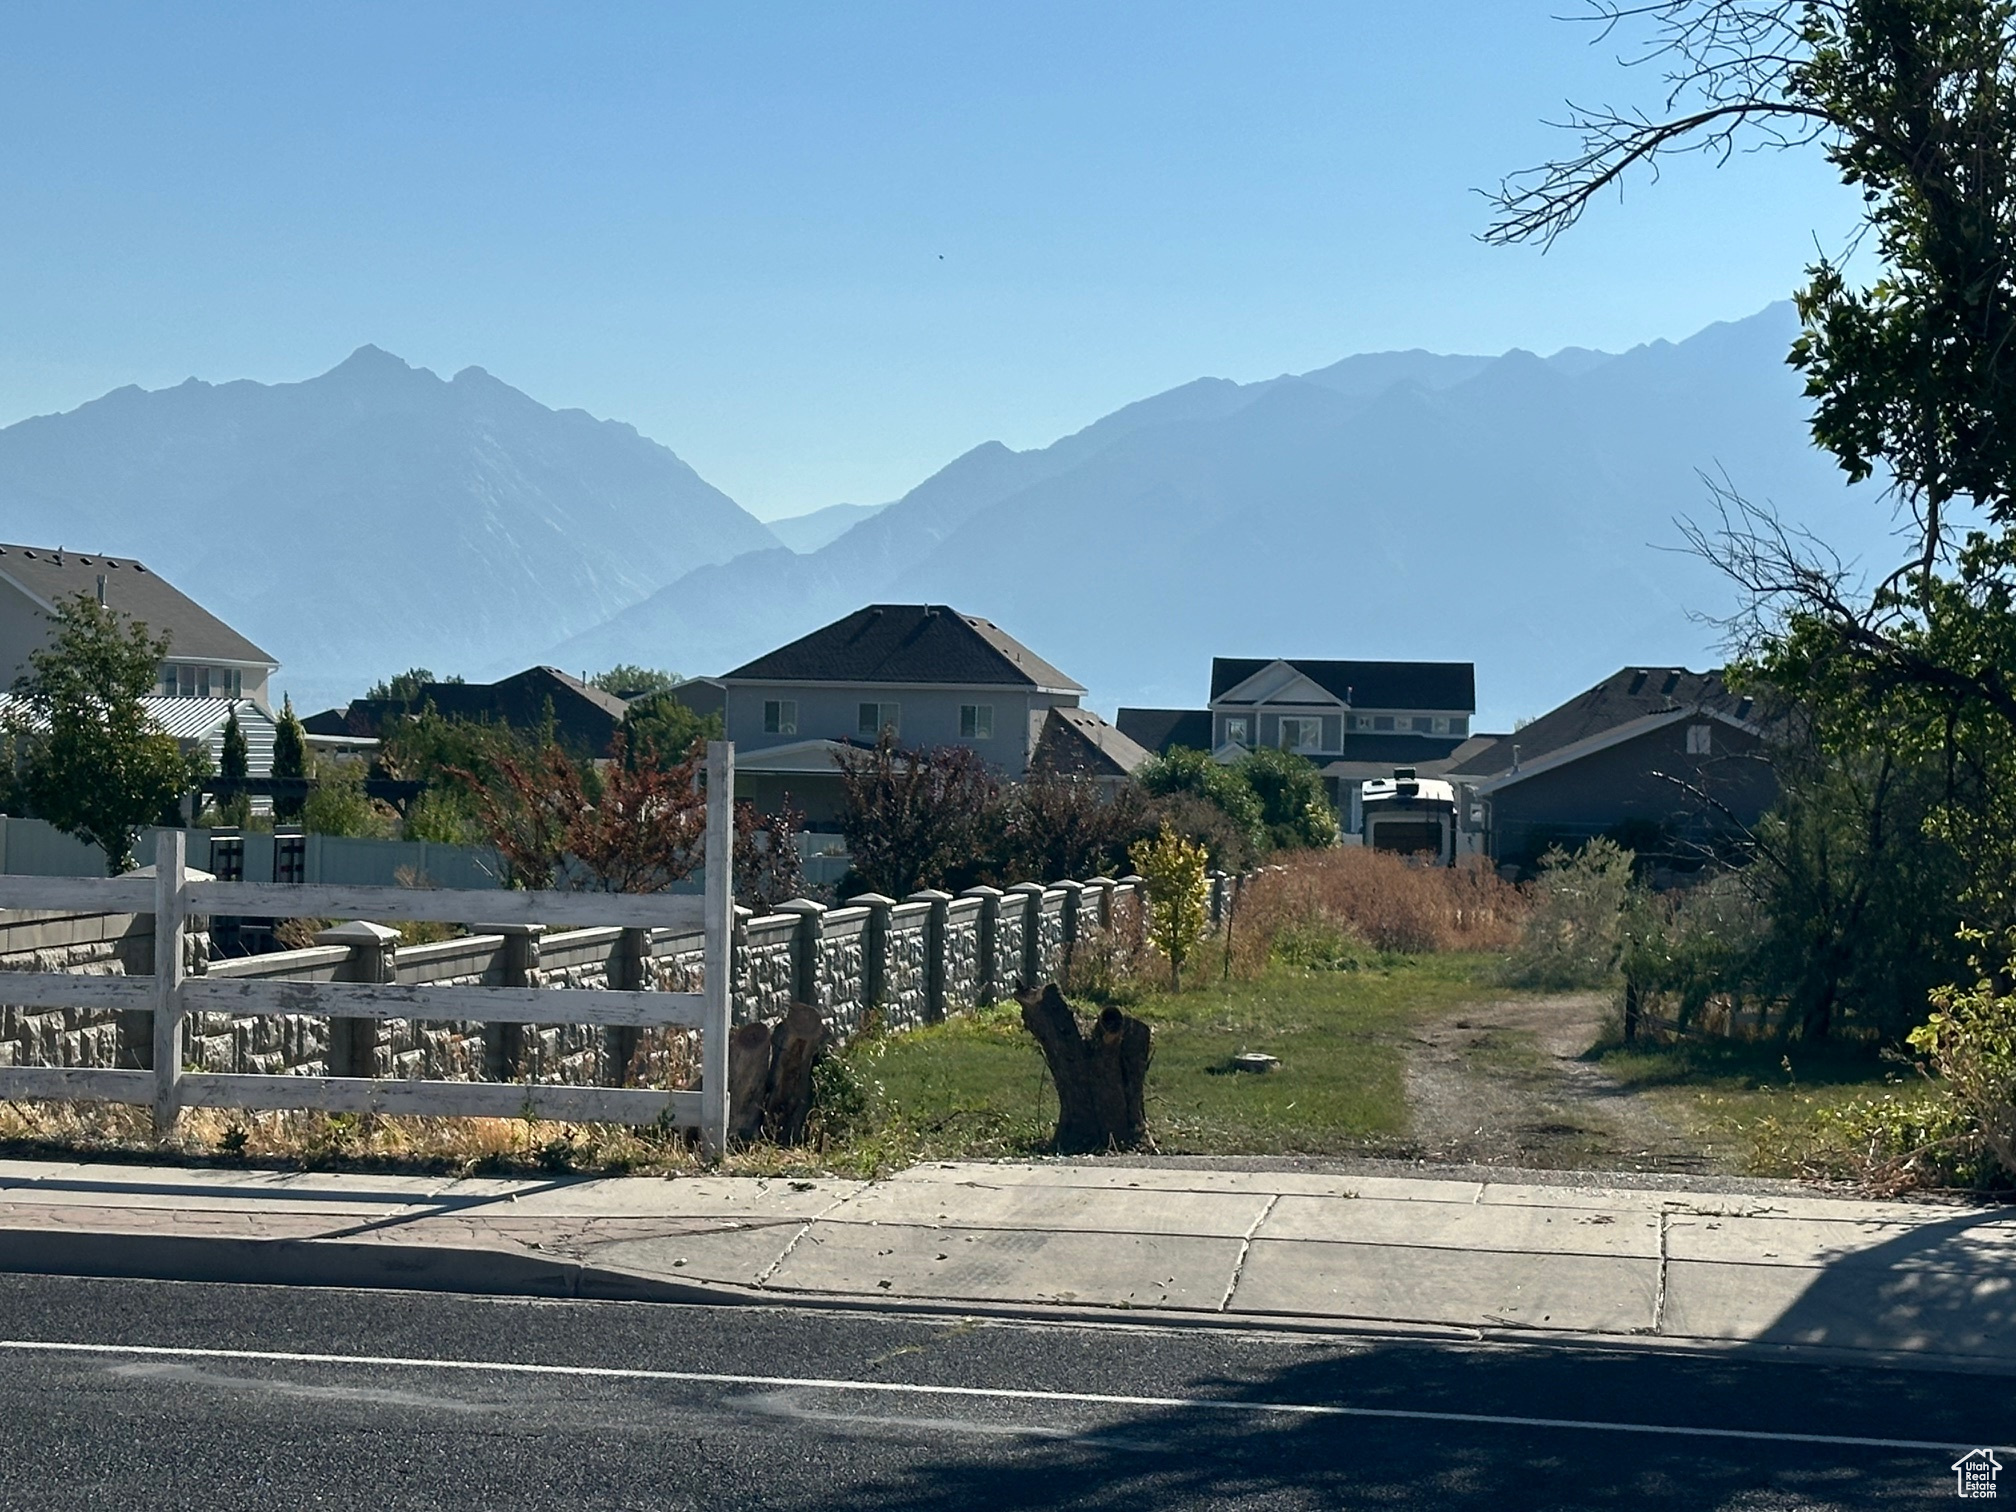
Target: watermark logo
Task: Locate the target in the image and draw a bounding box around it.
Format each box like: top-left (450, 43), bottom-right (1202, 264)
top-left (1954, 1449), bottom-right (2002, 1499)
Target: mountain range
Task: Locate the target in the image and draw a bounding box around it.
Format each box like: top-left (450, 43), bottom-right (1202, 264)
top-left (0, 305), bottom-right (1885, 726)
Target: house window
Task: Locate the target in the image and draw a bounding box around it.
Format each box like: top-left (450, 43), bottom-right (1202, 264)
top-left (1372, 715), bottom-right (1395, 732)
top-left (160, 665), bottom-right (176, 697)
top-left (1450, 716), bottom-right (1467, 737)
top-left (176, 665), bottom-right (196, 698)
top-left (960, 704), bottom-right (993, 740)
top-left (197, 666), bottom-right (212, 699)
top-left (858, 701), bottom-right (900, 738)
top-left (1224, 716), bottom-right (1249, 747)
top-left (1279, 717), bottom-right (1321, 753)
top-left (1686, 723), bottom-right (1713, 755)
top-left (763, 699), bottom-right (797, 735)
top-left (1412, 716), bottom-right (1433, 733)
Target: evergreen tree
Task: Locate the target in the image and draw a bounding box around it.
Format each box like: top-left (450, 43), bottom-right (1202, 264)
top-left (271, 697), bottom-right (309, 823)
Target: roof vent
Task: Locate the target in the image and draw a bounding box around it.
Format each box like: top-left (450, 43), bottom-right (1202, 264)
top-left (22, 549), bottom-right (34, 559)
top-left (1393, 766), bottom-right (1416, 780)
top-left (1511, 743), bottom-right (1522, 772)
top-left (1662, 671), bottom-right (1682, 696)
top-left (1736, 697), bottom-right (1754, 721)
top-left (1627, 670), bottom-right (1648, 695)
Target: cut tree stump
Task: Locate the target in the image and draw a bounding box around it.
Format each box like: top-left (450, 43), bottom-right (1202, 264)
top-left (724, 1001), bottom-right (832, 1144)
top-left (1016, 982), bottom-right (1153, 1154)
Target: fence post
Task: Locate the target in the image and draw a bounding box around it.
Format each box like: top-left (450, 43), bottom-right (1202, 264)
top-left (317, 920), bottom-right (400, 1077)
top-left (701, 741), bottom-right (734, 1158)
top-left (854, 894), bottom-right (895, 1013)
top-left (479, 923), bottom-right (544, 1080)
top-left (1006, 882), bottom-right (1046, 989)
top-left (606, 926), bottom-right (651, 1084)
top-left (962, 886), bottom-right (1003, 1004)
top-left (1083, 876), bottom-right (1116, 932)
top-left (151, 829), bottom-right (188, 1132)
top-left (1208, 870), bottom-right (1230, 927)
top-left (776, 899), bottom-right (828, 1015)
top-left (908, 890), bottom-right (953, 1025)
top-left (1623, 977), bottom-right (1640, 1045)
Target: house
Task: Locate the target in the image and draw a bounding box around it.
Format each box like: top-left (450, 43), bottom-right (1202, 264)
top-left (1120, 656), bottom-right (1483, 838)
top-left (305, 666), bottom-right (629, 757)
top-left (0, 541), bottom-right (278, 707)
top-left (720, 604), bottom-right (1088, 821)
top-left (1445, 666), bottom-right (1780, 872)
top-left (1029, 705), bottom-right (1153, 784)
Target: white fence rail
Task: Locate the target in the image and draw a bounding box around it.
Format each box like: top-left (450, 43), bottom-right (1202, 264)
top-left (0, 742), bottom-right (737, 1154)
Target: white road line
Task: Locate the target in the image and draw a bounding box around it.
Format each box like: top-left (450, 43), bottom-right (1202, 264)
top-left (0, 1338), bottom-right (1997, 1455)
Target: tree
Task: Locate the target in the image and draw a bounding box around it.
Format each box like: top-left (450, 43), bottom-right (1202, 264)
top-left (998, 770), bottom-right (1152, 883)
top-left (302, 758), bottom-right (390, 839)
top-left (622, 693), bottom-right (724, 769)
top-left (735, 797), bottom-right (807, 911)
top-left (1129, 825), bottom-right (1210, 991)
top-left (834, 730), bottom-right (1001, 897)
top-left (216, 707), bottom-right (252, 829)
top-left (1488, 0), bottom-right (2016, 933)
top-left (1237, 746), bottom-right (1338, 851)
top-left (459, 733), bottom-right (707, 893)
top-left (271, 697), bottom-right (309, 823)
top-left (7, 591), bottom-right (197, 874)
top-left (1135, 747), bottom-right (1264, 860)
top-left (591, 664), bottom-right (682, 699)
top-left (367, 668), bottom-right (458, 702)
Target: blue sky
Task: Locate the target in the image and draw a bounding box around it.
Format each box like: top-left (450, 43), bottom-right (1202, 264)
top-left (0, 2), bottom-right (1862, 520)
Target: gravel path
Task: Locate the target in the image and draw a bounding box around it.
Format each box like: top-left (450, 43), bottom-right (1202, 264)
top-left (1397, 990), bottom-right (1719, 1174)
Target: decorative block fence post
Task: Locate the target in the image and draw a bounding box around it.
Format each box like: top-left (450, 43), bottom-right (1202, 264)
top-left (961, 886), bottom-right (1003, 1004)
top-left (317, 919), bottom-right (399, 1077)
top-left (606, 926), bottom-right (652, 1082)
top-left (1006, 882), bottom-right (1047, 989)
top-left (853, 894), bottom-right (895, 1015)
top-left (776, 899), bottom-right (828, 1016)
top-left (480, 923), bottom-right (544, 1081)
top-left (908, 890), bottom-right (953, 1024)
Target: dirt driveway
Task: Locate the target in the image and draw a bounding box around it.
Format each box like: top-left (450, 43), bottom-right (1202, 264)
top-left (1394, 991), bottom-right (1718, 1174)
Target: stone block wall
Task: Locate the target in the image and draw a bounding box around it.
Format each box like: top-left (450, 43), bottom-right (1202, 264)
top-left (0, 867), bottom-right (1191, 1091)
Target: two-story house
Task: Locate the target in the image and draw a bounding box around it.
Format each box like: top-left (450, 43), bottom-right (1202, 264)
top-left (1119, 657), bottom-right (1485, 836)
top-left (0, 541), bottom-right (282, 782)
top-left (720, 604), bottom-right (1101, 822)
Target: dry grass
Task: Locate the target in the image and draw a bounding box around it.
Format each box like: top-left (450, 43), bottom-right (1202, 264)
top-left (1229, 847), bottom-right (1527, 971)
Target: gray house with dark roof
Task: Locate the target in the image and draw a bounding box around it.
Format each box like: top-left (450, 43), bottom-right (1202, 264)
top-left (1447, 666), bottom-right (1780, 870)
top-left (0, 542), bottom-right (278, 707)
top-left (720, 604), bottom-right (1089, 821)
top-left (305, 666), bottom-right (630, 757)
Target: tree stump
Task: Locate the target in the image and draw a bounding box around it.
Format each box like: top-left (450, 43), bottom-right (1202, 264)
top-left (1016, 982), bottom-right (1153, 1154)
top-left (724, 1001), bottom-right (832, 1144)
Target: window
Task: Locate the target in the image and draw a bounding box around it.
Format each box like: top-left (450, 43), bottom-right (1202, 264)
top-left (196, 666), bottom-right (212, 699)
top-left (858, 701), bottom-right (899, 738)
top-left (1412, 716), bottom-right (1433, 733)
top-left (960, 704), bottom-right (993, 739)
top-left (1450, 716), bottom-right (1468, 737)
top-left (160, 665), bottom-right (176, 698)
top-left (1372, 715), bottom-right (1395, 732)
top-left (1686, 723), bottom-right (1713, 755)
top-left (176, 665), bottom-right (196, 698)
top-left (763, 699), bottom-right (797, 735)
top-left (1223, 715), bottom-right (1249, 747)
top-left (1279, 717), bottom-right (1321, 752)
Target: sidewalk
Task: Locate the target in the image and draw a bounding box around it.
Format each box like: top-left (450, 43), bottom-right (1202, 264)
top-left (3, 1156), bottom-right (2013, 1370)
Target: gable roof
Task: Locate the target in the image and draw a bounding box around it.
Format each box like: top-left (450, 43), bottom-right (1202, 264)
top-left (1448, 667), bottom-right (1763, 783)
top-left (1210, 657), bottom-right (1474, 711)
top-left (724, 604), bottom-right (1083, 691)
top-left (0, 542), bottom-right (276, 667)
top-left (1115, 707), bottom-right (1213, 755)
top-left (1031, 706), bottom-right (1153, 779)
top-left (314, 666), bottom-right (628, 753)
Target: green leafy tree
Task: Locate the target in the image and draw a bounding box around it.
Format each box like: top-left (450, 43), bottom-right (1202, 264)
top-left (1135, 747), bottom-right (1264, 858)
top-left (367, 668), bottom-right (458, 702)
top-left (6, 591), bottom-right (197, 874)
top-left (302, 758), bottom-right (390, 838)
top-left (622, 693), bottom-right (724, 769)
top-left (270, 697), bottom-right (309, 823)
top-left (1236, 746), bottom-right (1338, 851)
top-left (1129, 825), bottom-right (1210, 991)
top-left (591, 664), bottom-right (682, 699)
top-left (835, 730), bottom-right (1001, 897)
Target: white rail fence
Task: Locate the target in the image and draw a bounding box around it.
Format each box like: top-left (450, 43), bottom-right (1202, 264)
top-left (0, 743), bottom-right (736, 1154)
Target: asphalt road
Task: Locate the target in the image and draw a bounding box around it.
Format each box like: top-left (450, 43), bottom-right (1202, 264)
top-left (0, 1273), bottom-right (2003, 1509)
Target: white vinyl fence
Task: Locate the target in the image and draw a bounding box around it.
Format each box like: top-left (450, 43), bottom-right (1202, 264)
top-left (0, 744), bottom-right (736, 1154)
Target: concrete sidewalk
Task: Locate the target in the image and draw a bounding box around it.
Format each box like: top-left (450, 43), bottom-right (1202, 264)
top-left (2, 1156), bottom-right (2013, 1370)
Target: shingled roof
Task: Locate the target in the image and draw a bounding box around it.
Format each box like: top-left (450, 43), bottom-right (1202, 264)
top-left (0, 542), bottom-right (276, 666)
top-left (725, 605), bottom-right (1083, 691)
top-left (1031, 706), bottom-right (1153, 779)
top-left (1115, 707), bottom-right (1214, 755)
top-left (1210, 657), bottom-right (1475, 711)
top-left (1448, 667), bottom-right (1761, 780)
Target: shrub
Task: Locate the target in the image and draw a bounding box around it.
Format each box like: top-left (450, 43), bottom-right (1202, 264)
top-left (1500, 839), bottom-right (1635, 989)
top-left (1236, 746), bottom-right (1338, 850)
top-left (1136, 748), bottom-right (1264, 860)
top-left (1130, 826), bottom-right (1210, 991)
top-left (836, 731), bottom-right (1000, 897)
top-left (1230, 846), bottom-right (1525, 972)
top-left (1903, 935), bottom-right (2016, 1182)
top-left (302, 758), bottom-right (393, 839)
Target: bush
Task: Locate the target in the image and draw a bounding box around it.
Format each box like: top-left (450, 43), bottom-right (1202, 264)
top-left (1231, 847), bottom-right (1526, 972)
top-left (302, 759), bottom-right (393, 839)
top-left (1236, 746), bottom-right (1338, 850)
top-left (1500, 839), bottom-right (1635, 989)
top-left (1136, 749), bottom-right (1264, 860)
top-left (1903, 936), bottom-right (2016, 1182)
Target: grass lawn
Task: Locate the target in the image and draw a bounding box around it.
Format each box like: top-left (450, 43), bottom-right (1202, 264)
top-left (831, 953), bottom-right (1510, 1162)
top-left (1589, 1034), bottom-right (1933, 1178)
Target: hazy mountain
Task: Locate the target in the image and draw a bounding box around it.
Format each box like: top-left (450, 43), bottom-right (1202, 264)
top-left (0, 347), bottom-right (778, 712)
top-left (767, 501), bottom-right (890, 554)
top-left (550, 302), bottom-right (1886, 726)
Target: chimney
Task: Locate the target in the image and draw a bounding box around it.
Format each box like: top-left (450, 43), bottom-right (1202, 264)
top-left (95, 574), bottom-right (107, 606)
